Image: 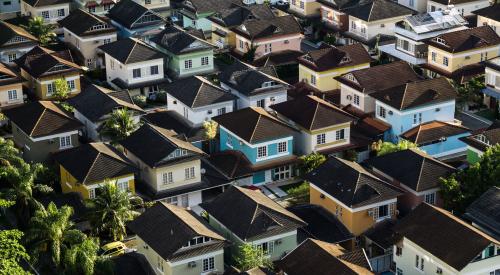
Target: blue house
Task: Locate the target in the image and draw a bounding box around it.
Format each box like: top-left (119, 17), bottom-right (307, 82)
top-left (212, 107), bottom-right (297, 186)
top-left (370, 77), bottom-right (457, 143)
top-left (107, 0), bottom-right (165, 39)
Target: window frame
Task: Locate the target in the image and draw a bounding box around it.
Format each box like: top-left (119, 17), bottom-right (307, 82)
top-left (277, 141), bottom-right (287, 153)
top-left (59, 135), bottom-right (72, 149)
top-left (150, 65), bottom-right (159, 75)
top-left (257, 146), bottom-right (267, 158)
top-left (316, 133), bottom-right (326, 145)
top-left (132, 68), bottom-right (141, 78)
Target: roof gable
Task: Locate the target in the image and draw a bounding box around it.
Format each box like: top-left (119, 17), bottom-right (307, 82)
top-left (428, 26), bottom-right (500, 53)
top-left (401, 121), bottom-right (470, 145)
top-left (99, 38), bottom-right (164, 64)
top-left (343, 0), bottom-right (414, 22)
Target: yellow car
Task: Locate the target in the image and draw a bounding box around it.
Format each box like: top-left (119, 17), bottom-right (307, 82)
top-left (99, 241), bottom-right (126, 258)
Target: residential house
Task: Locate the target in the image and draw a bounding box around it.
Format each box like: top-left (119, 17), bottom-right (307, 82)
top-left (99, 38), bottom-right (167, 97)
top-left (401, 121), bottom-right (470, 158)
top-left (482, 57), bottom-right (500, 113)
top-left (201, 186), bottom-right (306, 262)
top-left (213, 107), bottom-right (298, 186)
top-left (3, 101), bottom-right (82, 163)
top-left (318, 0), bottom-right (362, 32)
top-left (15, 46), bottom-right (82, 100)
top-left (106, 0), bottom-right (165, 39)
top-left (129, 202), bottom-right (226, 275)
top-left (0, 63), bottom-right (24, 110)
top-left (379, 9), bottom-right (468, 65)
top-left (68, 84), bottom-right (144, 141)
top-left (370, 77), bottom-right (457, 142)
top-left (277, 238), bottom-right (373, 275)
top-left (0, 21), bottom-right (38, 64)
top-left (0, 0), bottom-right (21, 18)
top-left (59, 9), bottom-right (117, 70)
top-left (149, 25), bottom-right (214, 78)
top-left (460, 120), bottom-right (500, 163)
top-left (297, 43), bottom-right (371, 91)
top-left (287, 0), bottom-right (322, 19)
top-left (219, 61), bottom-right (289, 110)
top-left (393, 203), bottom-right (500, 275)
top-left (464, 186), bottom-right (500, 240)
top-left (398, 0), bottom-right (428, 12)
top-left (336, 61), bottom-right (420, 114)
top-left (427, 0), bottom-right (490, 16)
top-left (270, 95), bottom-right (356, 155)
top-left (134, 0), bottom-right (170, 17)
top-left (361, 220), bottom-right (396, 273)
top-left (424, 26), bottom-right (500, 81)
top-left (54, 142), bottom-right (137, 199)
top-left (306, 157), bottom-right (403, 236)
top-left (232, 15), bottom-right (303, 59)
top-left (473, 4), bottom-right (500, 36)
top-left (21, 0), bottom-right (70, 26)
top-left (164, 76), bottom-right (236, 126)
top-left (366, 148), bottom-right (456, 215)
top-left (179, 0), bottom-right (241, 35)
top-left (73, 0), bottom-right (116, 15)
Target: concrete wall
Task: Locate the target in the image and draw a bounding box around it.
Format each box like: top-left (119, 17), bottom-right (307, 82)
top-left (427, 0), bottom-right (489, 16)
top-left (105, 54), bottom-right (164, 87)
top-left (21, 70), bottom-right (81, 100)
top-left (234, 33), bottom-right (303, 59)
top-left (166, 93), bottom-right (233, 126)
top-left (221, 82), bottom-right (287, 111)
top-left (340, 84), bottom-right (375, 113)
top-left (63, 28), bottom-right (117, 69)
top-left (290, 123), bottom-right (351, 155)
top-left (0, 82), bottom-right (24, 109)
top-left (427, 45), bottom-right (500, 74)
top-left (348, 16), bottom-right (410, 42)
top-left (298, 62), bottom-right (370, 91)
top-left (21, 1), bottom-right (69, 24)
top-left (0, 44), bottom-right (36, 64)
top-left (288, 0), bottom-right (321, 16)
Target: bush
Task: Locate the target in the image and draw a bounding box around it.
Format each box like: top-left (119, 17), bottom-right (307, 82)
top-left (132, 95), bottom-right (147, 108)
top-left (287, 182), bottom-right (310, 205)
top-left (156, 91), bottom-right (167, 103)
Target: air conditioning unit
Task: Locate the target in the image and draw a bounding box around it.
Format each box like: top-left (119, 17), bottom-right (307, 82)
top-left (388, 111), bottom-right (393, 115)
top-left (368, 209), bottom-right (374, 217)
top-left (188, 261), bottom-right (197, 268)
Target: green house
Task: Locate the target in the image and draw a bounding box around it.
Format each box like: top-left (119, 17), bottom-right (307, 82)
top-left (460, 121), bottom-right (499, 164)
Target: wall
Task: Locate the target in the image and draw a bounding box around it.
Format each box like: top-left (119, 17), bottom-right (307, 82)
top-left (0, 0), bottom-right (21, 16)
top-left (348, 16), bottom-right (409, 42)
top-left (466, 147), bottom-right (482, 164)
top-left (288, 0), bottom-right (321, 16)
top-left (298, 63), bottom-right (370, 91)
top-left (234, 33), bottom-right (302, 59)
top-left (427, 0), bottom-right (489, 16)
top-left (24, 71), bottom-right (81, 100)
top-left (171, 50), bottom-right (214, 78)
top-left (63, 29), bottom-right (117, 69)
top-left (221, 82), bottom-right (287, 111)
top-left (211, 24), bottom-right (236, 48)
top-left (294, 123), bottom-right (351, 155)
top-left (320, 5), bottom-right (349, 31)
top-left (427, 45), bottom-right (500, 74)
top-left (418, 132), bottom-right (469, 158)
top-left (182, 14), bottom-right (213, 33)
top-left (340, 84), bottom-right (374, 113)
top-left (166, 93), bottom-right (233, 126)
top-left (0, 82), bottom-right (24, 109)
top-left (21, 2), bottom-right (69, 24)
top-left (0, 44), bottom-right (36, 64)
top-left (477, 16), bottom-right (500, 36)
top-left (398, 0), bottom-right (427, 13)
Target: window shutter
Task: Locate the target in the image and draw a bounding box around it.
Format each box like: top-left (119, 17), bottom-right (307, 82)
top-left (373, 207), bottom-right (379, 220)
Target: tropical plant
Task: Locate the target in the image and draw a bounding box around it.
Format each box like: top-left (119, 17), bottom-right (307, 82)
top-left (0, 137), bottom-right (23, 167)
top-left (371, 140), bottom-right (421, 156)
top-left (23, 17), bottom-right (55, 45)
top-left (297, 152), bottom-right (326, 175)
top-left (99, 108), bottom-right (140, 143)
top-left (63, 238), bottom-right (101, 275)
top-left (132, 95), bottom-right (147, 108)
top-left (243, 42), bottom-right (257, 62)
top-left (452, 77), bottom-right (485, 110)
top-left (86, 182), bottom-right (142, 241)
top-left (202, 120), bottom-right (218, 140)
top-left (287, 182), bottom-right (309, 205)
top-left (234, 244), bottom-right (273, 271)
top-left (323, 33), bottom-right (336, 45)
top-left (0, 230), bottom-right (30, 275)
top-left (52, 79), bottom-right (70, 101)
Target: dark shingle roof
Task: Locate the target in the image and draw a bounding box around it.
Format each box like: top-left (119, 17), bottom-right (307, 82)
top-left (298, 44), bottom-right (371, 72)
top-left (305, 157), bottom-right (402, 208)
top-left (68, 84), bottom-right (143, 122)
top-left (58, 9), bottom-right (116, 37)
top-left (128, 202), bottom-right (224, 261)
top-left (278, 239), bottom-right (373, 275)
top-left (4, 101), bottom-right (82, 138)
top-left (343, 0), bottom-right (413, 22)
top-left (209, 4), bottom-right (275, 28)
top-left (394, 203), bottom-right (498, 271)
top-left (206, 150), bottom-right (254, 179)
top-left (464, 187), bottom-right (500, 240)
top-left (164, 76), bottom-right (236, 108)
top-left (460, 121), bottom-right (500, 152)
top-left (151, 25), bottom-right (212, 55)
top-left (213, 107), bottom-right (296, 144)
top-left (0, 21), bottom-right (37, 47)
top-left (107, 0), bottom-right (164, 29)
top-left (472, 4), bottom-right (500, 21)
top-left (370, 77), bottom-right (457, 110)
top-left (427, 26), bottom-right (500, 53)
top-left (317, 0), bottom-right (363, 10)
top-left (401, 121), bottom-right (470, 145)
top-left (142, 110), bottom-right (205, 143)
top-left (201, 186), bottom-right (306, 241)
top-left (23, 0), bottom-right (70, 7)
top-left (431, 0), bottom-right (488, 6)
top-left (233, 15), bottom-right (302, 39)
top-left (0, 62), bottom-right (24, 86)
top-left (53, 143), bottom-right (137, 184)
top-left (99, 38), bottom-right (164, 64)
top-left (366, 149), bottom-right (456, 192)
top-left (15, 46), bottom-right (81, 78)
top-left (270, 95), bottom-right (354, 131)
top-left (182, 0), bottom-right (242, 14)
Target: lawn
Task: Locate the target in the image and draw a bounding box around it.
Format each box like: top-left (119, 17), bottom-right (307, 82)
top-left (280, 181), bottom-right (305, 194)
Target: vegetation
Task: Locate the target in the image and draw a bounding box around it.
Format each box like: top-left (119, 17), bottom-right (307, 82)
top-left (234, 244), bottom-right (273, 271)
top-left (23, 17), bottom-right (55, 45)
top-left (371, 140), bottom-right (421, 156)
top-left (286, 182), bottom-right (310, 205)
top-left (440, 145), bottom-right (500, 213)
top-left (99, 108), bottom-right (140, 143)
top-left (297, 152), bottom-right (326, 175)
top-left (63, 238), bottom-right (101, 275)
top-left (53, 79), bottom-right (70, 101)
top-left (0, 137), bottom-right (23, 167)
top-left (243, 43), bottom-right (257, 62)
top-left (323, 33), bottom-right (336, 45)
top-left (0, 230), bottom-right (30, 275)
top-left (202, 120), bottom-right (218, 141)
top-left (452, 77), bottom-right (485, 110)
top-left (132, 95), bottom-right (147, 108)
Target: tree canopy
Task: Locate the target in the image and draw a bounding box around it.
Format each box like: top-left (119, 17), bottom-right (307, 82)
top-left (297, 152), bottom-right (326, 175)
top-left (99, 108), bottom-right (140, 143)
top-left (371, 140), bottom-right (421, 156)
top-left (52, 79), bottom-right (70, 101)
top-left (234, 244), bottom-right (273, 271)
top-left (23, 17), bottom-right (55, 45)
top-left (0, 229), bottom-right (30, 275)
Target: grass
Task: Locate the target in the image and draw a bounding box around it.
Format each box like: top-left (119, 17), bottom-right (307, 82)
top-left (475, 109), bottom-right (497, 121)
top-left (280, 181), bottom-right (305, 194)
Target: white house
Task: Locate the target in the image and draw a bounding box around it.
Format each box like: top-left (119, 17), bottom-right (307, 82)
top-left (21, 0), bottom-right (71, 27)
top-left (427, 0), bottom-right (490, 16)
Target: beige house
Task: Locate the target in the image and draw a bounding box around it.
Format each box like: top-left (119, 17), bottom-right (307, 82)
top-left (0, 21), bottom-right (38, 64)
top-left (135, 0), bottom-right (170, 17)
top-left (473, 4), bottom-right (500, 36)
top-left (0, 63), bottom-right (24, 110)
top-left (21, 0), bottom-right (71, 26)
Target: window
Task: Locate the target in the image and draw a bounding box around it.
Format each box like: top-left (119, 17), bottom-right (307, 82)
top-left (89, 188), bottom-right (96, 199)
top-left (67, 80), bottom-right (75, 90)
top-left (274, 165), bottom-right (291, 180)
top-left (413, 113), bottom-right (422, 124)
top-left (415, 255), bottom-right (424, 271)
top-left (335, 129), bottom-right (345, 140)
top-left (378, 204), bottom-right (389, 218)
top-left (264, 43), bottom-right (272, 53)
top-left (425, 192), bottom-right (435, 204)
top-left (157, 255), bottom-right (164, 271)
top-left (217, 107), bottom-right (226, 115)
top-left (132, 68), bottom-right (141, 78)
top-left (7, 53), bottom-right (16, 62)
top-left (181, 194), bottom-right (189, 207)
top-left (3, 1), bottom-right (11, 5)
top-left (316, 133), bottom-right (326, 145)
top-left (257, 146), bottom-right (267, 158)
top-left (278, 141), bottom-right (287, 153)
top-left (378, 106), bottom-right (386, 118)
top-left (409, 0), bottom-right (414, 6)
top-left (103, 38), bottom-right (111, 44)
top-left (239, 40), bottom-right (244, 49)
top-left (41, 10), bottom-right (49, 19)
top-left (145, 0), bottom-right (151, 4)
top-left (396, 246), bottom-right (403, 256)
top-left (201, 56), bottom-right (209, 66)
top-left (226, 136), bottom-right (233, 147)
top-left (47, 83), bottom-right (54, 95)
top-left (256, 99), bottom-right (265, 108)
top-left (351, 21), bottom-right (356, 30)
top-left (116, 181), bottom-right (128, 192)
top-left (443, 56), bottom-right (448, 66)
top-left (481, 52), bottom-right (488, 61)
top-left (8, 90), bottom-right (17, 101)
top-left (150, 65), bottom-right (159, 75)
top-left (396, 268), bottom-right (403, 275)
top-left (431, 52), bottom-right (436, 62)
top-left (88, 6), bottom-right (95, 12)
top-left (86, 58), bottom-right (93, 67)
top-left (184, 59), bottom-right (192, 69)
top-left (437, 267), bottom-right (443, 274)
top-left (162, 172), bottom-right (173, 184)
top-left (353, 94), bottom-right (360, 106)
top-left (165, 196), bottom-right (178, 205)
top-left (310, 74), bottom-right (316, 85)
top-left (202, 257), bottom-right (215, 272)
top-left (185, 167), bottom-right (195, 180)
top-left (57, 9), bottom-right (65, 17)
top-left (60, 136), bottom-right (72, 149)
top-left (256, 242), bottom-right (274, 256)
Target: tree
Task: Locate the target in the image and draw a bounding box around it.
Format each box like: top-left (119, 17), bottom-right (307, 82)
top-left (287, 182), bottom-right (309, 205)
top-left (297, 152), bottom-right (326, 175)
top-left (86, 182), bottom-right (142, 241)
top-left (0, 230), bottom-right (30, 275)
top-left (323, 33), bottom-right (336, 45)
top-left (52, 79), bottom-right (70, 101)
top-left (0, 137), bottom-right (23, 167)
top-left (243, 42), bottom-right (257, 62)
top-left (99, 108), bottom-right (140, 143)
top-left (234, 244), bottom-right (272, 271)
top-left (23, 17), bottom-right (55, 45)
top-left (452, 77), bottom-right (485, 110)
top-left (63, 238), bottom-right (100, 275)
top-left (203, 120), bottom-right (218, 153)
top-left (371, 140), bottom-right (421, 156)
top-left (440, 144), bottom-right (500, 213)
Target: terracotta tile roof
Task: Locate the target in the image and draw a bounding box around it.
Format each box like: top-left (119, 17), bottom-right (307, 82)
top-left (401, 121), bottom-right (470, 145)
top-left (298, 43), bottom-right (371, 72)
top-left (427, 26), bottom-right (500, 53)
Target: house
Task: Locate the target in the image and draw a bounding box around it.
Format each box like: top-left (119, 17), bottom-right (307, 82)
top-left (318, 0), bottom-right (362, 32)
top-left (15, 46), bottom-right (82, 100)
top-left (233, 15), bottom-right (303, 59)
top-left (277, 238), bottom-right (373, 275)
top-left (119, 123), bottom-right (210, 206)
top-left (361, 220), bottom-right (396, 273)
top-left (424, 26), bottom-right (500, 81)
top-left (288, 0), bottom-right (322, 19)
top-left (59, 9), bottom-right (117, 70)
top-left (397, 0), bottom-right (428, 12)
top-left (213, 107), bottom-right (298, 186)
top-left (219, 61), bottom-right (289, 110)
top-left (99, 38), bottom-right (167, 97)
top-left (164, 76), bottom-right (236, 126)
top-left (0, 0), bottom-right (21, 18)
top-left (379, 9), bottom-right (468, 65)
top-left (297, 43), bottom-right (371, 91)
top-left (336, 61), bottom-right (420, 114)
top-left (370, 77), bottom-right (457, 142)
top-left (366, 148), bottom-right (456, 215)
top-left (201, 186), bottom-right (306, 262)
top-left (179, 0), bottom-right (241, 35)
top-left (148, 25), bottom-right (214, 78)
top-left (134, 0), bottom-right (170, 17)
top-left (3, 101), bottom-right (82, 163)
top-left (270, 95), bottom-right (356, 155)
top-left (400, 121), bottom-right (470, 158)
top-left (0, 21), bottom-right (38, 64)
top-left (68, 84), bottom-right (144, 141)
top-left (129, 202), bottom-right (226, 275)
top-left (106, 0), bottom-right (165, 39)
top-left (464, 186), bottom-right (500, 240)
top-left (21, 0), bottom-right (70, 26)
top-left (53, 142), bottom-right (137, 199)
top-left (460, 120), bottom-right (500, 164)
top-left (73, 0), bottom-right (117, 15)
top-left (209, 4), bottom-right (275, 49)
top-left (473, 4), bottom-right (500, 36)
top-left (0, 63), bottom-right (25, 110)
top-left (340, 0), bottom-right (414, 49)
top-left (393, 203), bottom-right (500, 275)
top-left (427, 0), bottom-right (490, 16)
top-left (482, 57), bottom-right (500, 113)
top-left (306, 157), bottom-right (403, 236)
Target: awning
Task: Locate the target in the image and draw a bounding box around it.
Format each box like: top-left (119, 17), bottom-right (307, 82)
top-left (482, 87), bottom-right (500, 99)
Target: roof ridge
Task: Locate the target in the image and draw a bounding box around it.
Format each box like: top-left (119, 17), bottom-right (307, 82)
top-left (400, 83), bottom-right (409, 110)
top-left (367, 0), bottom-right (376, 21)
top-left (124, 39), bottom-right (139, 64)
top-left (415, 156), bottom-right (426, 191)
top-left (81, 150), bottom-right (101, 184)
top-left (30, 107), bottom-right (47, 136)
top-left (309, 101), bottom-right (320, 131)
top-left (249, 112), bottom-right (262, 143)
top-left (190, 79), bottom-right (205, 108)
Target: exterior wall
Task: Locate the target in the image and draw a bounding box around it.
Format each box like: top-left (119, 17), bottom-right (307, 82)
top-left (417, 132), bottom-right (469, 158)
top-left (166, 93), bottom-right (233, 126)
top-left (182, 14), bottom-right (213, 33)
top-left (168, 50), bottom-right (214, 78)
top-left (73, 110), bottom-right (101, 141)
top-left (211, 23), bottom-right (236, 49)
top-left (21, 70), bottom-right (81, 100)
top-left (427, 0), bottom-right (490, 16)
top-left (466, 146), bottom-right (483, 164)
top-left (298, 62), bottom-right (370, 91)
top-left (477, 16), bottom-right (500, 36)
top-left (74, 0), bottom-right (115, 15)
top-left (104, 54), bottom-right (164, 87)
top-left (427, 45), bottom-right (500, 74)
top-left (0, 0), bottom-right (21, 17)
top-left (0, 82), bottom-right (24, 109)
top-left (234, 33), bottom-right (302, 59)
top-left (348, 16), bottom-right (409, 42)
top-left (320, 5), bottom-right (349, 32)
top-left (288, 0), bottom-right (321, 16)
top-left (339, 84), bottom-right (374, 113)
top-left (294, 123), bottom-right (351, 155)
top-left (398, 0), bottom-right (427, 13)
top-left (63, 29), bottom-right (117, 69)
top-left (221, 82), bottom-right (287, 111)
top-left (21, 2), bottom-right (70, 24)
top-left (0, 44), bottom-right (35, 64)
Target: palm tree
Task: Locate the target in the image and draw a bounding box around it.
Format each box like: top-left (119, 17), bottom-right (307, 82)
top-left (99, 108), bottom-right (140, 143)
top-left (0, 137), bottom-right (23, 167)
top-left (63, 238), bottom-right (101, 275)
top-left (22, 17), bottom-right (55, 45)
top-left (86, 182), bottom-right (142, 241)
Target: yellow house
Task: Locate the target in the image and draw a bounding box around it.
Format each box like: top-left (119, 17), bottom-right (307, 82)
top-left (15, 46), bottom-right (82, 100)
top-left (306, 157), bottom-right (402, 236)
top-left (298, 43), bottom-right (371, 91)
top-left (425, 26), bottom-right (500, 81)
top-left (288, 0), bottom-right (321, 18)
top-left (54, 142), bottom-right (137, 199)
top-left (0, 63), bottom-right (25, 110)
